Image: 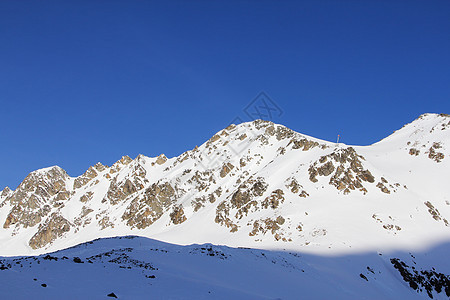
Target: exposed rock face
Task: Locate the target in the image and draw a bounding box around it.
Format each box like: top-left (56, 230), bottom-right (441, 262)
top-left (80, 191), bottom-right (94, 203)
top-left (74, 166), bottom-right (99, 189)
top-left (170, 205), bottom-right (187, 225)
top-left (409, 148), bottom-right (420, 156)
top-left (289, 138), bottom-right (321, 151)
top-left (424, 201), bottom-right (449, 226)
top-left (110, 156), bottom-right (133, 173)
top-left (3, 166), bottom-right (69, 229)
top-left (155, 154), bottom-right (167, 165)
top-left (220, 162), bottom-right (234, 178)
top-left (261, 189), bottom-right (285, 209)
top-left (230, 177), bottom-right (268, 210)
top-left (216, 177), bottom-right (269, 230)
top-left (28, 213), bottom-right (71, 249)
top-left (1, 187), bottom-right (11, 198)
top-left (122, 182), bottom-right (178, 229)
top-left (308, 147), bottom-right (375, 195)
top-left (106, 178), bottom-right (137, 205)
top-left (285, 178), bottom-right (309, 198)
top-left (427, 142), bottom-right (445, 162)
top-left (191, 188), bottom-right (220, 212)
top-left (249, 216), bottom-right (290, 242)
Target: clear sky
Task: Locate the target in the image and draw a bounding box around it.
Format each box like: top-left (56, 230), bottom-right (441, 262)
top-left (1, 0), bottom-right (449, 189)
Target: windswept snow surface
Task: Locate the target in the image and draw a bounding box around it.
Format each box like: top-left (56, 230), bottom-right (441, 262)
top-left (1, 236), bottom-right (449, 300)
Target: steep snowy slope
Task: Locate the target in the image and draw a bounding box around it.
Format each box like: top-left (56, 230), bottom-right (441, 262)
top-left (0, 113), bottom-right (449, 257)
top-left (1, 236), bottom-right (449, 299)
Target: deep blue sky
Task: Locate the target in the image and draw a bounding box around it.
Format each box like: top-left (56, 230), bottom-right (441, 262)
top-left (1, 0), bottom-right (449, 189)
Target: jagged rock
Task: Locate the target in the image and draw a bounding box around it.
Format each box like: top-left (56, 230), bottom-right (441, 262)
top-left (187, 170), bottom-right (215, 192)
top-left (424, 201), bottom-right (449, 226)
top-left (74, 166), bottom-right (98, 189)
top-left (80, 191), bottom-right (94, 203)
top-left (1, 187), bottom-right (12, 198)
top-left (215, 201), bottom-right (238, 232)
top-left (94, 162), bottom-right (107, 172)
top-left (73, 206), bottom-right (94, 227)
top-left (238, 133), bottom-right (247, 140)
top-left (109, 156), bottom-right (133, 173)
top-left (29, 213), bottom-right (71, 249)
top-left (122, 181), bottom-right (178, 229)
top-left (170, 205), bottom-right (187, 225)
top-left (286, 178), bottom-right (301, 193)
top-left (428, 142), bottom-right (445, 162)
top-left (230, 177), bottom-right (268, 209)
top-left (220, 162), bottom-right (234, 178)
top-left (155, 154), bottom-right (168, 165)
top-left (252, 119), bottom-right (273, 130)
top-left (309, 147), bottom-right (375, 195)
top-left (262, 189), bottom-right (285, 209)
top-left (289, 138), bottom-right (320, 151)
top-left (98, 215), bottom-right (114, 230)
top-left (106, 178), bottom-right (138, 205)
top-left (318, 161), bottom-right (335, 176)
top-left (209, 134), bottom-right (220, 143)
top-left (191, 189), bottom-right (219, 212)
top-left (249, 216), bottom-right (289, 241)
top-left (409, 148), bottom-right (420, 156)
top-left (3, 167), bottom-right (68, 229)
top-left (377, 182), bottom-right (390, 194)
top-left (216, 177), bottom-right (268, 227)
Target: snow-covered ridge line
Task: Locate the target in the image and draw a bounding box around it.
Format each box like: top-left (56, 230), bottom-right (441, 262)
top-left (0, 113), bottom-right (449, 257)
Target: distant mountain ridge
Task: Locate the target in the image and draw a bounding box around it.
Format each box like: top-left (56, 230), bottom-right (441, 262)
top-left (0, 113), bottom-right (449, 256)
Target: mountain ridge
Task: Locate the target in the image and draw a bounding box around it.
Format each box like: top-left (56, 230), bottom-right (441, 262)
top-left (0, 113), bottom-right (449, 256)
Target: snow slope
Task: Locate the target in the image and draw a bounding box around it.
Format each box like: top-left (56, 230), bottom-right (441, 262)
top-left (1, 236), bottom-right (449, 300)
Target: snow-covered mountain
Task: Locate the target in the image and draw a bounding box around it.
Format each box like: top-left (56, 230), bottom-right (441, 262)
top-left (1, 236), bottom-right (449, 299)
top-left (1, 113), bottom-right (449, 299)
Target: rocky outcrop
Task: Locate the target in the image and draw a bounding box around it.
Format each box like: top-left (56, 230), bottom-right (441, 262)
top-left (261, 189), bottom-right (285, 209)
top-left (391, 258), bottom-right (450, 298)
top-left (3, 166), bottom-right (69, 229)
top-left (249, 216), bottom-right (289, 241)
top-left (187, 170), bottom-right (215, 192)
top-left (220, 162), bottom-right (234, 178)
top-left (285, 178), bottom-right (309, 198)
top-left (191, 188), bottom-right (221, 212)
top-left (109, 156), bottom-right (133, 174)
top-left (424, 201), bottom-right (449, 226)
top-left (289, 138), bottom-right (321, 151)
top-left (427, 142), bottom-right (445, 162)
top-left (216, 177), bottom-right (268, 230)
top-left (74, 163), bottom-right (106, 189)
top-left (106, 178), bottom-right (137, 205)
top-left (28, 213), bottom-right (71, 249)
top-left (155, 154), bottom-right (167, 165)
top-left (308, 147), bottom-right (375, 195)
top-left (122, 181), bottom-right (178, 229)
top-left (1, 186), bottom-right (11, 198)
top-left (170, 205), bottom-right (187, 225)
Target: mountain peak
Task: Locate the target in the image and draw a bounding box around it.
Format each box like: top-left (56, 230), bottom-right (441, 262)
top-left (0, 115), bottom-right (449, 256)
top-left (30, 165), bottom-right (66, 175)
